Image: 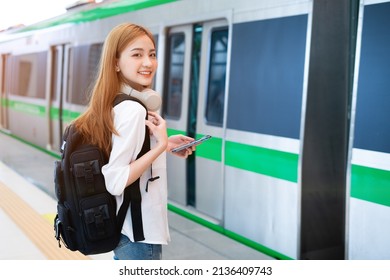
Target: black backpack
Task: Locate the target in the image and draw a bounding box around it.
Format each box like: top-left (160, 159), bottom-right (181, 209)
top-left (54, 94), bottom-right (149, 255)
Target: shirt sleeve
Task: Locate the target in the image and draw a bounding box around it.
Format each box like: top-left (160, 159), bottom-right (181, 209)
top-left (102, 100), bottom-right (146, 196)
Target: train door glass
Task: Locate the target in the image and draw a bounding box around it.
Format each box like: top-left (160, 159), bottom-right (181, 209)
top-left (163, 33), bottom-right (185, 118)
top-left (205, 28), bottom-right (228, 127)
top-left (164, 20), bottom-right (228, 221)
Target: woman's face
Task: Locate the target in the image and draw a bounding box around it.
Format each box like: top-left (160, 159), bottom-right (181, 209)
top-left (117, 34), bottom-right (157, 91)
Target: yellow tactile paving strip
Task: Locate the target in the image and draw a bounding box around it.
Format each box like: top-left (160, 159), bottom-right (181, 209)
top-left (0, 181), bottom-right (90, 260)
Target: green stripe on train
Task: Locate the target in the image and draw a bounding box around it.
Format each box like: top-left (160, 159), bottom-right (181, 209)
top-left (351, 165), bottom-right (390, 207)
top-left (168, 128), bottom-right (298, 182)
top-left (8, 100), bottom-right (46, 116)
top-left (18, 0), bottom-right (178, 33)
top-left (7, 100), bottom-right (81, 122)
top-left (225, 141), bottom-right (298, 183)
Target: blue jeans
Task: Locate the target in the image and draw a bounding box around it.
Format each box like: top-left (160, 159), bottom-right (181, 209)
top-left (113, 234), bottom-right (162, 260)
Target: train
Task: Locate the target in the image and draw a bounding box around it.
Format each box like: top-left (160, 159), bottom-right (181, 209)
top-left (1, 0), bottom-right (389, 260)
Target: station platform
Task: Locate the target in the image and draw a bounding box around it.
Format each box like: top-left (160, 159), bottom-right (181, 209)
top-left (0, 131), bottom-right (274, 260)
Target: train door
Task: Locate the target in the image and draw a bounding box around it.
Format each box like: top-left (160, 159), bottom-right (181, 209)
top-left (0, 54), bottom-right (10, 130)
top-left (164, 25), bottom-right (193, 205)
top-left (48, 45), bottom-right (66, 152)
top-left (195, 20), bottom-right (228, 221)
top-left (61, 44), bottom-right (79, 136)
top-left (164, 20), bottom-right (229, 221)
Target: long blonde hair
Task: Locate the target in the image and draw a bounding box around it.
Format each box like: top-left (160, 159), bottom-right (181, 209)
top-left (73, 23), bottom-right (156, 157)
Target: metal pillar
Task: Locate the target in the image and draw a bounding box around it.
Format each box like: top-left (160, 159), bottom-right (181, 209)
top-left (300, 0), bottom-right (359, 259)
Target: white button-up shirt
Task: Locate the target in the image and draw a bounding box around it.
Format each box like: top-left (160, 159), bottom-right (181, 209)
top-left (102, 99), bottom-right (170, 244)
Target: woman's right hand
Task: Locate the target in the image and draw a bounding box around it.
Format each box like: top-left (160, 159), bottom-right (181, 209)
top-left (145, 111), bottom-right (168, 151)
top-left (126, 111), bottom-right (167, 187)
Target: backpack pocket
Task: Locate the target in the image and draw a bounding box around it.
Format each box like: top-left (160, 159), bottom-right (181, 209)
top-left (80, 193), bottom-right (117, 241)
top-left (56, 203), bottom-right (78, 251)
top-left (71, 148), bottom-right (106, 197)
top-left (54, 160), bottom-right (64, 202)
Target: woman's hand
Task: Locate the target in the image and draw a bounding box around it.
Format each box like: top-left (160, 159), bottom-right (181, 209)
top-left (145, 111), bottom-right (168, 151)
top-left (167, 134), bottom-right (195, 158)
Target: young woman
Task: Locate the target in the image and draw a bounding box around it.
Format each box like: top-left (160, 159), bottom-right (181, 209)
top-left (73, 23), bottom-right (195, 260)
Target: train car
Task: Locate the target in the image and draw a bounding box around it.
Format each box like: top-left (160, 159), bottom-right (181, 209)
top-left (0, 0), bottom-right (389, 260)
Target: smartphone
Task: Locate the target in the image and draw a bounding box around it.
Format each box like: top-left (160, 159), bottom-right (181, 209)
top-left (171, 135), bottom-right (212, 153)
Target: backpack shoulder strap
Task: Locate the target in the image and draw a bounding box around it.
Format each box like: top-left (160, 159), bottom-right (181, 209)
top-left (113, 92), bottom-right (150, 242)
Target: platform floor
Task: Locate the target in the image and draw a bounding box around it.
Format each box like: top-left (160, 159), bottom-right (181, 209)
top-left (0, 131), bottom-right (274, 260)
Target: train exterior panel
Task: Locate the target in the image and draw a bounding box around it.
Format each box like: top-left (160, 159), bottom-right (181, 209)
top-left (348, 0), bottom-right (390, 259)
top-left (0, 0), bottom-right (389, 259)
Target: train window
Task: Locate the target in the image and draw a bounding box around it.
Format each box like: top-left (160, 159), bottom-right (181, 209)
top-left (67, 43), bottom-right (103, 105)
top-left (89, 44), bottom-right (103, 83)
top-left (205, 28), bottom-right (228, 126)
top-left (10, 52), bottom-right (47, 99)
top-left (163, 33), bottom-right (185, 119)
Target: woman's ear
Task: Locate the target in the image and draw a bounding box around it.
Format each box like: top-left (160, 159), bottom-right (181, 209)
top-left (115, 59), bottom-right (120, 72)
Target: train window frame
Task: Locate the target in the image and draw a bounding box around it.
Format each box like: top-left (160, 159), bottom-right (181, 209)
top-left (205, 27), bottom-right (228, 127)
